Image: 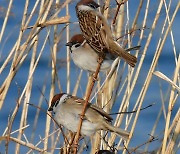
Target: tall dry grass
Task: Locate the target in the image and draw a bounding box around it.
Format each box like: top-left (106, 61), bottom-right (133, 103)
top-left (0, 0), bottom-right (179, 153)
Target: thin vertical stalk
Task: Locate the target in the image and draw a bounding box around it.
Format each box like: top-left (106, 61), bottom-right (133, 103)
top-left (165, 117), bottom-right (180, 153)
top-left (73, 57), bottom-right (104, 154)
top-left (123, 1), bottom-right (179, 153)
top-left (162, 0), bottom-right (177, 65)
top-left (131, 0), bottom-right (144, 28)
top-left (40, 0), bottom-right (54, 151)
top-left (30, 76), bottom-right (47, 143)
top-left (144, 84), bottom-right (170, 151)
top-left (15, 36), bottom-right (38, 154)
top-left (162, 53), bottom-right (180, 152)
top-left (0, 0), bottom-right (14, 42)
top-left (72, 70), bottom-right (83, 96)
top-left (103, 0), bottom-right (110, 18)
top-left (66, 3), bottom-right (70, 93)
top-left (0, 42), bottom-right (17, 74)
top-left (13, 0), bottom-right (29, 152)
top-left (0, 0), bottom-right (50, 109)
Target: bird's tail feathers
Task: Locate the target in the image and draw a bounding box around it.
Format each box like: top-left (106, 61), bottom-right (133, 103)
top-left (120, 50), bottom-right (137, 67)
top-left (103, 122), bottom-right (129, 140)
top-left (111, 41), bottom-right (138, 67)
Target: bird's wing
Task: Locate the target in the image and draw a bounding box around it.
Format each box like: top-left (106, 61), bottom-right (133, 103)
top-left (90, 104), bottom-right (113, 122)
top-left (78, 10), bottom-right (112, 54)
top-left (69, 96), bottom-right (113, 122)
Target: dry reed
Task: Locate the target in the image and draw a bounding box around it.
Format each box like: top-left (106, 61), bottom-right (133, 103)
top-left (0, 0), bottom-right (179, 153)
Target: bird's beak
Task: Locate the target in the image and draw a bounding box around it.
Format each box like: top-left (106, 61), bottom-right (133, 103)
top-left (48, 107), bottom-right (53, 111)
top-left (66, 42), bottom-right (72, 47)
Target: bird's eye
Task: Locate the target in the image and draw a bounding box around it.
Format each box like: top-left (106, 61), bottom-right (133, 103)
top-left (75, 43), bottom-right (80, 48)
top-left (87, 2), bottom-right (99, 9)
top-left (88, 3), bottom-right (96, 9)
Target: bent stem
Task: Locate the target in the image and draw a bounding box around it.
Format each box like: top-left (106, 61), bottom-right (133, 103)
top-left (73, 56), bottom-right (104, 154)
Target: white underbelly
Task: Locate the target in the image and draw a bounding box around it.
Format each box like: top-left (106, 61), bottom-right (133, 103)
top-left (54, 110), bottom-right (98, 136)
top-left (71, 49), bottom-right (113, 72)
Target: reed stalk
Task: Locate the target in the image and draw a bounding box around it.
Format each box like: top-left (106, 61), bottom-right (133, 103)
top-left (0, 0), bottom-right (179, 153)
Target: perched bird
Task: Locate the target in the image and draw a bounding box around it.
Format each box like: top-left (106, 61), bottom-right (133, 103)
top-left (48, 93), bottom-right (129, 139)
top-left (66, 34), bottom-right (115, 72)
top-left (76, 0), bottom-right (137, 67)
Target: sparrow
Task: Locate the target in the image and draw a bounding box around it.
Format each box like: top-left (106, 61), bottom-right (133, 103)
top-left (66, 34), bottom-right (140, 72)
top-left (48, 93), bottom-right (129, 139)
top-left (66, 34), bottom-right (115, 72)
top-left (76, 0), bottom-right (137, 67)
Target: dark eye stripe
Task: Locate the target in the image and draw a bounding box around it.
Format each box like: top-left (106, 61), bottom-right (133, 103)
top-left (54, 100), bottom-right (59, 107)
top-left (88, 4), bottom-right (95, 9)
top-left (87, 2), bottom-right (99, 9)
top-left (75, 43), bottom-right (81, 48)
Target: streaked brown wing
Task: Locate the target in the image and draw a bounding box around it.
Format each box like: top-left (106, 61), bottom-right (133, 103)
top-left (77, 10), bottom-right (110, 54)
top-left (90, 104), bottom-right (113, 122)
top-left (71, 96), bottom-right (113, 122)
